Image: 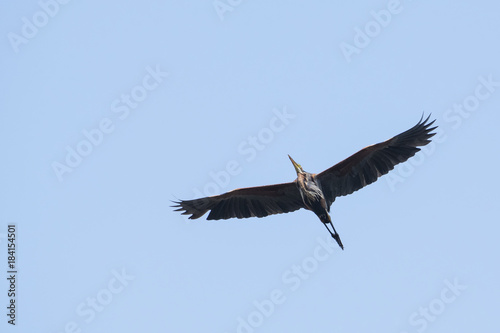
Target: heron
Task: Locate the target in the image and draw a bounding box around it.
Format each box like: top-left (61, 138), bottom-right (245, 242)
top-left (173, 115), bottom-right (437, 250)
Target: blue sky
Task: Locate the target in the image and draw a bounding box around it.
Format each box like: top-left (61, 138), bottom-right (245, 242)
top-left (2, 1), bottom-right (500, 332)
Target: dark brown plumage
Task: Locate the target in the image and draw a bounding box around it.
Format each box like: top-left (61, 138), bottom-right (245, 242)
top-left (173, 115), bottom-right (437, 250)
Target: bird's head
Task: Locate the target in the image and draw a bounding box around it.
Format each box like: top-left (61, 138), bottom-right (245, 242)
top-left (288, 155), bottom-right (305, 175)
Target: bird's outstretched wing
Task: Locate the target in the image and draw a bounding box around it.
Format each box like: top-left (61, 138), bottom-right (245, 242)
top-left (172, 182), bottom-right (304, 220)
top-left (315, 115), bottom-right (437, 207)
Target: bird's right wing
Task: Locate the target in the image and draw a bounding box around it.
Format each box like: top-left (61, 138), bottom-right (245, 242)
top-left (315, 115), bottom-right (437, 207)
top-left (172, 182), bottom-right (304, 220)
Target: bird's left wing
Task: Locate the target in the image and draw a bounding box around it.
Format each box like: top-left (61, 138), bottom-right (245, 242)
top-left (172, 182), bottom-right (304, 220)
top-left (315, 115), bottom-right (437, 207)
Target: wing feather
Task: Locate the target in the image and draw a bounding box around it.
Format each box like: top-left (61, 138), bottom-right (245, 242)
top-left (172, 182), bottom-right (304, 220)
top-left (316, 115), bottom-right (437, 207)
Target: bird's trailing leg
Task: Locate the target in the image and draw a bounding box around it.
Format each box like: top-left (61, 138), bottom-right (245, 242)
top-left (323, 221), bottom-right (344, 250)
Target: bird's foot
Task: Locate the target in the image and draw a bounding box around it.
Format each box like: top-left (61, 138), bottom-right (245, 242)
top-left (322, 221), bottom-right (344, 250)
top-left (332, 233), bottom-right (344, 250)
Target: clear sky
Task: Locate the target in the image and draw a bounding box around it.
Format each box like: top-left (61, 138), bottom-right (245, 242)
top-left (2, 1), bottom-right (500, 332)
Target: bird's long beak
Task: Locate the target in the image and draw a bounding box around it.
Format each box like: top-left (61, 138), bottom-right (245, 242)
top-left (288, 155), bottom-right (303, 174)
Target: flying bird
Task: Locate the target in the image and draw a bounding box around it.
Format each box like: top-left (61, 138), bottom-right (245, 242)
top-left (173, 115), bottom-right (437, 250)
